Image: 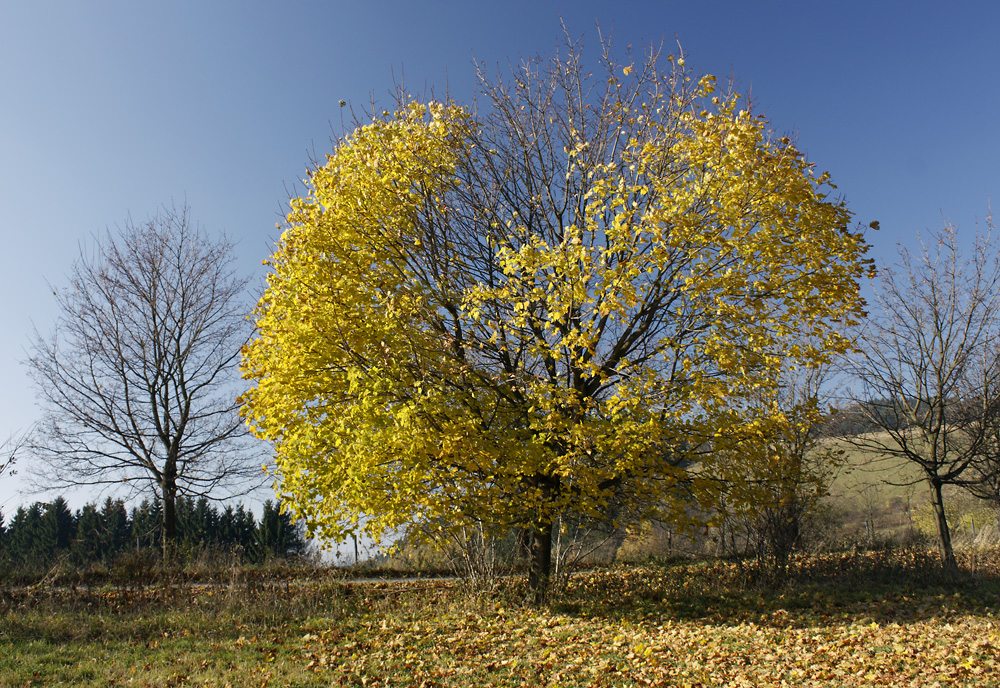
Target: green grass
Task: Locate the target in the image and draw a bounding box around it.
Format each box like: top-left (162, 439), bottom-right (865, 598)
top-left (820, 436), bottom-right (1000, 550)
top-left (829, 438), bottom-right (925, 498)
top-left (3, 550), bottom-right (1000, 686)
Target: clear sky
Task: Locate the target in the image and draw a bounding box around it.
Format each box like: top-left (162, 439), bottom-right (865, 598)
top-left (2, 0), bottom-right (999, 513)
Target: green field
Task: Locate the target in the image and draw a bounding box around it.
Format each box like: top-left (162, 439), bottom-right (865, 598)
top-left (824, 437), bottom-right (999, 550)
top-left (3, 551), bottom-right (1000, 687)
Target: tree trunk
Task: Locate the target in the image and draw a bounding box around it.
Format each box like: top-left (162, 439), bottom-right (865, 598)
top-left (928, 477), bottom-right (957, 570)
top-left (527, 522), bottom-right (553, 605)
top-left (161, 464), bottom-right (178, 561)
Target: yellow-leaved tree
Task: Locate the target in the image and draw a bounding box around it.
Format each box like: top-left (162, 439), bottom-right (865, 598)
top-left (242, 38), bottom-right (872, 601)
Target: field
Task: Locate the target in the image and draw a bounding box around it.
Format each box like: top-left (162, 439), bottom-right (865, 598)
top-left (825, 438), bottom-right (1000, 550)
top-left (5, 438), bottom-right (1000, 687)
top-left (3, 550), bottom-right (1000, 687)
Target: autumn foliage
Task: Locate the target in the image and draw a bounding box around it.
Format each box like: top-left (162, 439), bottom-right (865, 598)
top-left (241, 39), bottom-right (872, 598)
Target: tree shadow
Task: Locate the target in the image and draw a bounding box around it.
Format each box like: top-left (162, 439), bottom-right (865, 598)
top-left (557, 549), bottom-right (1000, 628)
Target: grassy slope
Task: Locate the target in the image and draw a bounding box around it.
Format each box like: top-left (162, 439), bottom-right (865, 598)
top-left (828, 437), bottom-right (925, 500)
top-left (3, 552), bottom-right (1000, 687)
top-left (823, 435), bottom-right (999, 546)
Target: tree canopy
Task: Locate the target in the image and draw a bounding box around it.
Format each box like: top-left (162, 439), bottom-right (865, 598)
top-left (241, 40), bottom-right (872, 599)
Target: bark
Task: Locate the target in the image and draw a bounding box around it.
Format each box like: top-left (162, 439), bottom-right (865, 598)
top-left (527, 522), bottom-right (553, 605)
top-left (161, 462), bottom-right (178, 560)
top-left (928, 477), bottom-right (957, 570)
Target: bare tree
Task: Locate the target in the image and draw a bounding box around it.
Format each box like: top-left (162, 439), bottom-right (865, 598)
top-left (0, 429), bottom-right (30, 480)
top-left (26, 206), bottom-right (263, 556)
top-left (959, 352), bottom-right (1000, 512)
top-left (844, 220), bottom-right (1000, 569)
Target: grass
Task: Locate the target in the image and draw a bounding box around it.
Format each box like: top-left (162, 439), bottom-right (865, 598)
top-left (821, 436), bottom-right (1000, 550)
top-left (3, 549), bottom-right (1000, 687)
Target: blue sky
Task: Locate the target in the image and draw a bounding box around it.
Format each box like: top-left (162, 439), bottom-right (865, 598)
top-left (2, 0), bottom-right (999, 512)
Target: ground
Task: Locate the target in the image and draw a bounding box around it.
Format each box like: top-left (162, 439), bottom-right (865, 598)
top-left (2, 550), bottom-right (999, 687)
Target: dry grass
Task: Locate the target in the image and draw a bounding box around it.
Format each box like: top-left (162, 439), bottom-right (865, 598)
top-left (2, 549), bottom-right (1000, 686)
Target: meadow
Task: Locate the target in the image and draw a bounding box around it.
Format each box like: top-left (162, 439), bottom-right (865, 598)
top-left (3, 549), bottom-right (1000, 687)
top-left (4, 436), bottom-right (1000, 687)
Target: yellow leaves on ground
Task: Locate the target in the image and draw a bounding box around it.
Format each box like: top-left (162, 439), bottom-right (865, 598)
top-left (294, 559), bottom-right (1000, 688)
top-left (5, 553), bottom-right (999, 687)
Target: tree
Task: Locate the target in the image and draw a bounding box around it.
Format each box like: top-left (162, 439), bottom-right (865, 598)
top-left (177, 495), bottom-right (220, 548)
top-left (5, 503), bottom-right (45, 569)
top-left (72, 503), bottom-right (103, 565)
top-left (130, 498), bottom-right (163, 552)
top-left (844, 220), bottom-right (1000, 569)
top-left (241, 38), bottom-right (872, 601)
top-left (0, 429), bottom-right (29, 481)
top-left (255, 500), bottom-right (306, 561)
top-left (0, 510), bottom-right (6, 564)
top-left (27, 206), bottom-right (262, 557)
top-left (99, 497), bottom-right (131, 557)
top-left (41, 496), bottom-right (75, 557)
top-left (219, 503), bottom-right (258, 554)
top-left (710, 364), bottom-right (844, 582)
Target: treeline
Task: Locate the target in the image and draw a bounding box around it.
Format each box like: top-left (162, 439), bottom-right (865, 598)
top-left (823, 398), bottom-right (938, 437)
top-left (0, 495), bottom-right (306, 573)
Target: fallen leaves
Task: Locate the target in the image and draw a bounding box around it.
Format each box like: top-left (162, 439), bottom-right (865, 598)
top-left (307, 615), bottom-right (942, 687)
top-left (297, 558), bottom-right (1000, 687)
top-left (3, 552), bottom-right (1000, 686)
